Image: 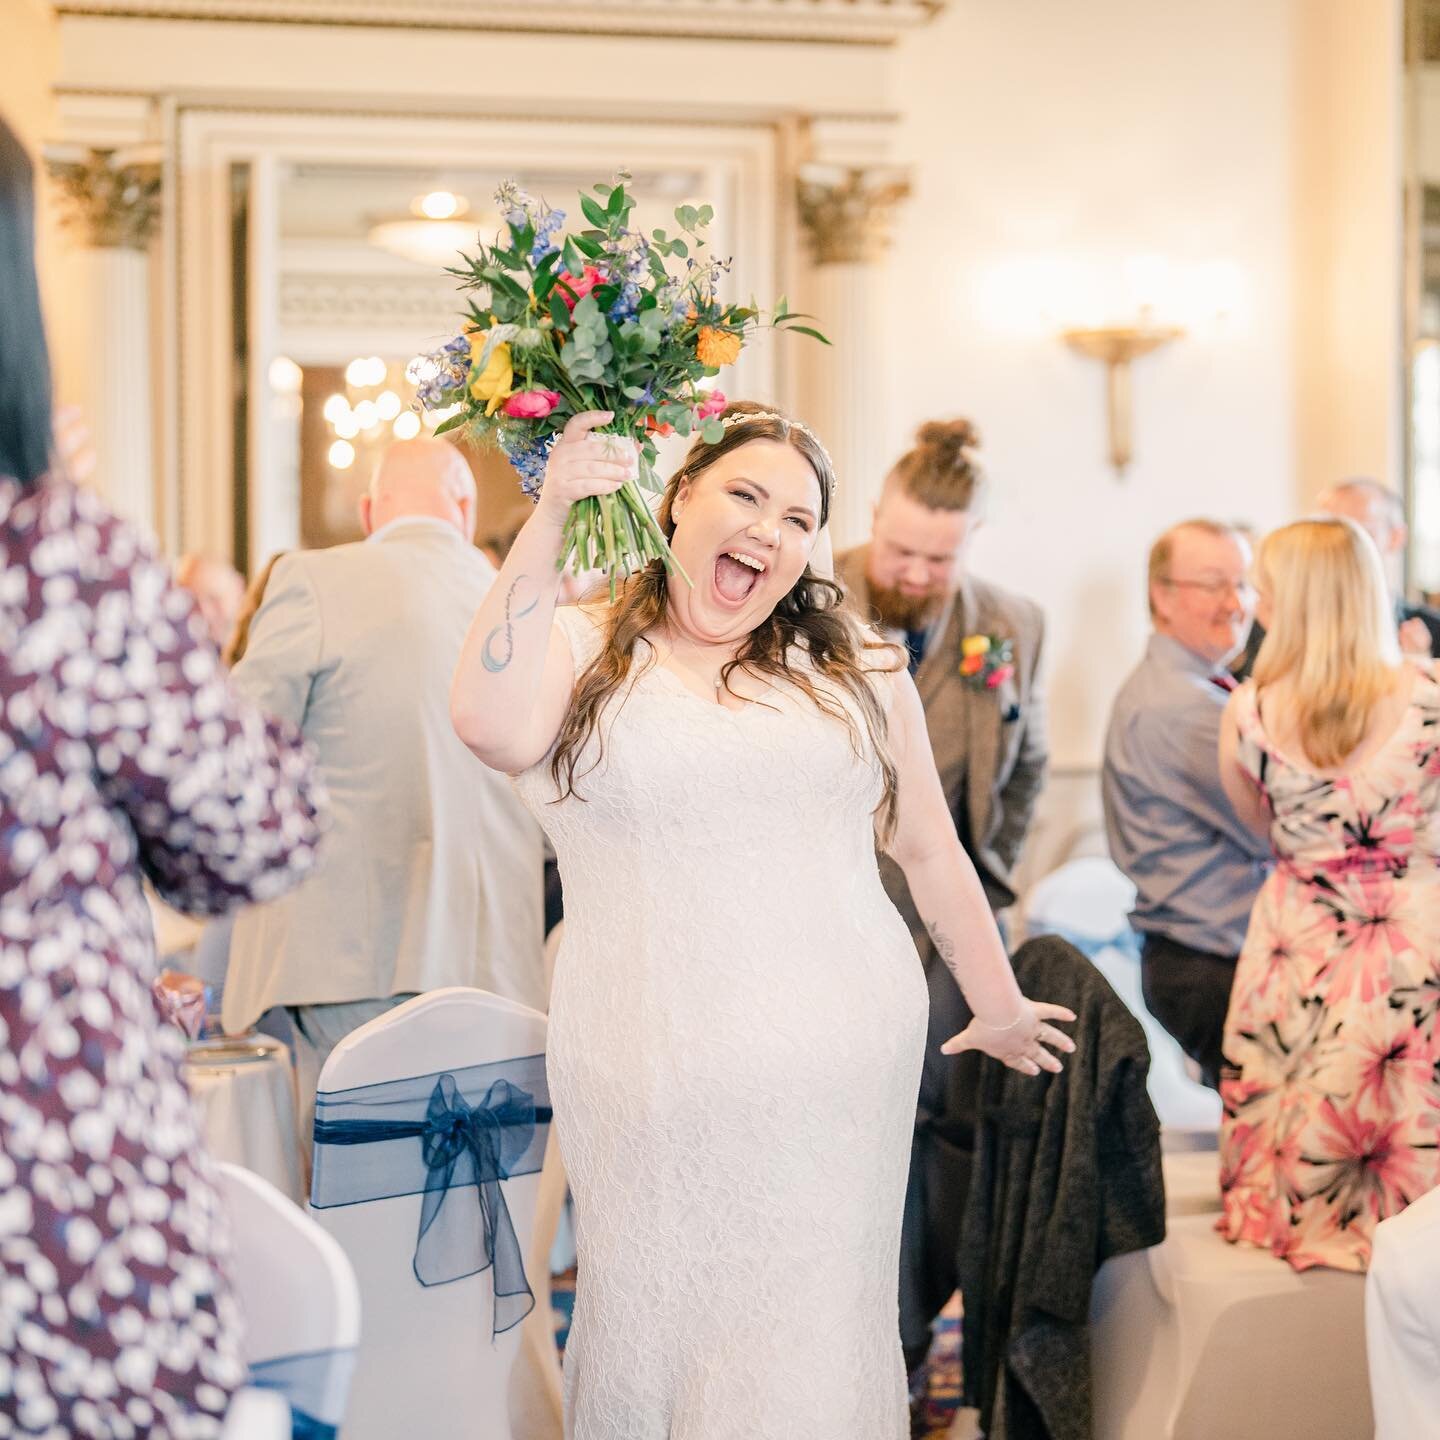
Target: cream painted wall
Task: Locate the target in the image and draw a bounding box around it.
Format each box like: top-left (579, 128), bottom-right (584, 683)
top-left (1292, 0), bottom-right (1403, 502)
top-left (881, 0), bottom-right (1401, 780)
top-left (884, 0), bottom-right (1300, 772)
top-left (0, 0), bottom-right (56, 154)
top-left (0, 0), bottom-right (60, 326)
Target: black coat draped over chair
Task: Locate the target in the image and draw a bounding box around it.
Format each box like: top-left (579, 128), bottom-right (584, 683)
top-left (958, 935), bottom-right (1166, 1440)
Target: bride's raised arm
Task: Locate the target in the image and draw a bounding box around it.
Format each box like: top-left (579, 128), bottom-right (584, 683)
top-left (450, 410), bottom-right (635, 774)
top-left (882, 668), bottom-right (1076, 1075)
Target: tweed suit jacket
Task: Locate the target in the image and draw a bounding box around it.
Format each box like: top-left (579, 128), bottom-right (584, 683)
top-left (837, 544), bottom-right (1048, 921)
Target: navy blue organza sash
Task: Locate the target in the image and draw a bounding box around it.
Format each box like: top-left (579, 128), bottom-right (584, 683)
top-left (249, 1347), bottom-right (358, 1440)
top-left (310, 1053), bottom-right (550, 1336)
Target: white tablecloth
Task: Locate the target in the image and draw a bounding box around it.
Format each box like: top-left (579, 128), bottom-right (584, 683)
top-left (186, 1036), bottom-right (304, 1203)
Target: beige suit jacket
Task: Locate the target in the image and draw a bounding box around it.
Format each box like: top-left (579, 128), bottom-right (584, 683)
top-left (222, 518), bottom-right (546, 1031)
top-left (837, 545), bottom-right (1048, 928)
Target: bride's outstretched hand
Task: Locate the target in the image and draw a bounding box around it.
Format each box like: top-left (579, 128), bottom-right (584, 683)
top-left (940, 1000), bottom-right (1077, 1076)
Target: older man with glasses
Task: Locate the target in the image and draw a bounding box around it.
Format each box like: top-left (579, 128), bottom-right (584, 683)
top-left (1102, 518), bottom-right (1273, 1089)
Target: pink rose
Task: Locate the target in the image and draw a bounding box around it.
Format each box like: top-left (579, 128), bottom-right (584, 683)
top-left (504, 390), bottom-right (562, 419)
top-left (555, 265), bottom-right (604, 310)
top-left (696, 389), bottom-right (728, 420)
top-left (985, 663), bottom-right (1015, 690)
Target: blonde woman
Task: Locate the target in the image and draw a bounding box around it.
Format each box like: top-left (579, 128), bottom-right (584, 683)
top-left (1217, 516), bottom-right (1440, 1272)
top-left (451, 402), bottom-right (1074, 1439)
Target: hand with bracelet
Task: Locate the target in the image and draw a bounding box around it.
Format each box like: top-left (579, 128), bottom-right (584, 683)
top-left (939, 997), bottom-right (1077, 1076)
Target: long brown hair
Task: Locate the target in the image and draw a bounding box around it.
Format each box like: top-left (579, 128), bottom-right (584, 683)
top-left (550, 401), bottom-right (904, 837)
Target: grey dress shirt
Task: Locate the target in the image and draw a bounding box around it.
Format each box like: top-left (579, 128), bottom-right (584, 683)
top-left (1102, 633), bottom-right (1271, 955)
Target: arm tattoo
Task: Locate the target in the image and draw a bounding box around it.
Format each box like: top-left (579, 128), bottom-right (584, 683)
top-left (481, 576), bottom-right (540, 674)
top-left (924, 919), bottom-right (958, 970)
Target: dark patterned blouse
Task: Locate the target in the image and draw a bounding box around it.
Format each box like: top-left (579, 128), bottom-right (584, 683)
top-left (0, 477), bottom-right (326, 1438)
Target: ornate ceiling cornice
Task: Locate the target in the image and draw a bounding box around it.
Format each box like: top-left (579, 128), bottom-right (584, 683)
top-left (55, 0), bottom-right (944, 45)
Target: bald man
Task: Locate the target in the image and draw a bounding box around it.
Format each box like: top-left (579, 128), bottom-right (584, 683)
top-left (224, 439), bottom-right (546, 1137)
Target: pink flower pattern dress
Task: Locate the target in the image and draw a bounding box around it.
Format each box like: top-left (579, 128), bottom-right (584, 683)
top-left (1219, 670), bottom-right (1440, 1272)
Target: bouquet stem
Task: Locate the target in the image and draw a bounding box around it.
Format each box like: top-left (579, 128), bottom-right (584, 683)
top-left (557, 447), bottom-right (691, 594)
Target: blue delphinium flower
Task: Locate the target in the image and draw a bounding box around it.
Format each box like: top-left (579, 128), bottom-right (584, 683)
top-left (506, 433), bottom-right (557, 502)
top-left (530, 206), bottom-right (566, 265)
top-left (412, 334), bottom-right (471, 410)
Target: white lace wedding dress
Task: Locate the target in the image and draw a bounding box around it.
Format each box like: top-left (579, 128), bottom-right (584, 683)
top-left (514, 606), bottom-right (927, 1440)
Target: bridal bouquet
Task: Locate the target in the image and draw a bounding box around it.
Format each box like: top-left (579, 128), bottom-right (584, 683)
top-left (412, 175), bottom-right (826, 593)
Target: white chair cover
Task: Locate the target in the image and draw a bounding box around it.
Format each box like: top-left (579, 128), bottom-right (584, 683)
top-left (1023, 857), bottom-right (1221, 1137)
top-left (1091, 1212), bottom-right (1370, 1440)
top-left (220, 1388), bottom-right (292, 1439)
top-left (214, 1161), bottom-right (361, 1432)
top-left (311, 987), bottom-right (557, 1440)
top-left (1366, 1183), bottom-right (1440, 1439)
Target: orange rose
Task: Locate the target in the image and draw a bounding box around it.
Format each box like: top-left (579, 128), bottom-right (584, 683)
top-left (696, 327), bottom-right (743, 367)
top-left (960, 653), bottom-right (985, 677)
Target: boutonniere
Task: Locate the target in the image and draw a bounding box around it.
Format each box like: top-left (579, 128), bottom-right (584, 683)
top-left (960, 634), bottom-right (1015, 691)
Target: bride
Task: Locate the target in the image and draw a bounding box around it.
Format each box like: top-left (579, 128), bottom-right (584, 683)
top-left (451, 402), bottom-right (1073, 1440)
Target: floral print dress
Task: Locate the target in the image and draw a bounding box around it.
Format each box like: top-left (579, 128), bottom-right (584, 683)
top-left (0, 478), bottom-right (326, 1437)
top-left (1219, 668), bottom-right (1440, 1272)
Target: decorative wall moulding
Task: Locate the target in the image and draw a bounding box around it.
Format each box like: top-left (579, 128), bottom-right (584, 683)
top-left (56, 0), bottom-right (944, 44)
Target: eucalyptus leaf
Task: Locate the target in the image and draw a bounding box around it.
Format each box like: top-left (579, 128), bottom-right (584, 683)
top-left (433, 412), bottom-right (467, 436)
top-left (701, 419), bottom-right (725, 444)
top-left (580, 193), bottom-right (608, 229)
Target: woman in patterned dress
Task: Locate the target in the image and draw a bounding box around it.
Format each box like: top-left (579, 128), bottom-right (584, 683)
top-left (0, 119), bottom-right (327, 1436)
top-left (1217, 516), bottom-right (1440, 1271)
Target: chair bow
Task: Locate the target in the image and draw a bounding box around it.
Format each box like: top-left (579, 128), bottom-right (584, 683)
top-left (311, 1054), bottom-right (550, 1340)
top-left (414, 1073), bottom-right (536, 1333)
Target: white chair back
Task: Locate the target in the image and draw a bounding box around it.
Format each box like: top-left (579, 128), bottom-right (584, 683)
top-left (312, 987), bottom-right (550, 1440)
top-left (1024, 857), bottom-right (1221, 1136)
top-left (1367, 1184), bottom-right (1440, 1438)
top-left (221, 1388), bottom-right (292, 1439)
top-left (214, 1162), bottom-right (361, 1433)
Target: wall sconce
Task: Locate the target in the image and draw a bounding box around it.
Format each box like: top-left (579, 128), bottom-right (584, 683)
top-left (1062, 323), bottom-right (1184, 474)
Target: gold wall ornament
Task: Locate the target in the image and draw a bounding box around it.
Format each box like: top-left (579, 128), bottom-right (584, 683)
top-left (45, 146), bottom-right (163, 251)
top-left (1061, 324), bottom-right (1184, 475)
top-left (796, 164), bottom-right (912, 266)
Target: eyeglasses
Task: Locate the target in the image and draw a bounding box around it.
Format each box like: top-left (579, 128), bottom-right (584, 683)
top-left (1158, 576), bottom-right (1256, 599)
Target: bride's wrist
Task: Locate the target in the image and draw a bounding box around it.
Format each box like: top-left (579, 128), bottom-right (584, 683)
top-left (975, 1003), bottom-right (1027, 1033)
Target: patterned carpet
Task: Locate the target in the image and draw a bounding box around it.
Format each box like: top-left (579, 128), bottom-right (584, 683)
top-left (549, 1272), bottom-right (963, 1437)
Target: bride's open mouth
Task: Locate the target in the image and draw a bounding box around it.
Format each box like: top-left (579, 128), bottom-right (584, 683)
top-left (713, 550), bottom-right (767, 606)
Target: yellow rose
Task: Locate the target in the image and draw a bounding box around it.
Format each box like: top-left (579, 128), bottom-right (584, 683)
top-left (468, 334), bottom-right (515, 416)
top-left (696, 327), bottom-right (743, 368)
top-left (961, 634), bottom-right (992, 658)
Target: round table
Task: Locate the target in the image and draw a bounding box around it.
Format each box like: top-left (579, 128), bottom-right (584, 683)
top-left (185, 1035), bottom-right (304, 1203)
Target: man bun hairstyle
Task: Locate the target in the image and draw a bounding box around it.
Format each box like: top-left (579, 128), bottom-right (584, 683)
top-left (887, 418), bottom-right (984, 514)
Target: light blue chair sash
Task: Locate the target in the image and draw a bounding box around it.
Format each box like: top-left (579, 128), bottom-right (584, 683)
top-left (310, 1053), bottom-right (550, 1337)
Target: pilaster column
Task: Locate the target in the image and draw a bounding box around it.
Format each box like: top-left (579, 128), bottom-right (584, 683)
top-left (45, 147), bottom-right (162, 536)
top-left (793, 162), bottom-right (910, 552)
